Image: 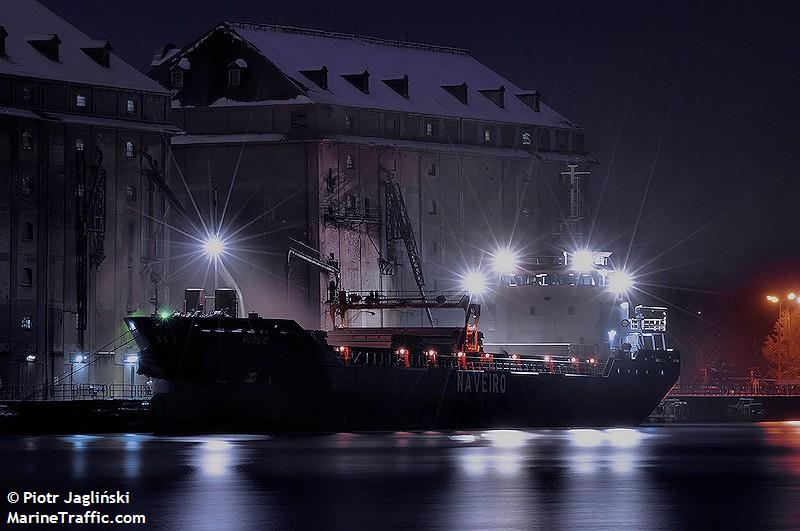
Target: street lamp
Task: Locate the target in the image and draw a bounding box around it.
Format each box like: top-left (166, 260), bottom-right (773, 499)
top-left (766, 293), bottom-right (799, 384)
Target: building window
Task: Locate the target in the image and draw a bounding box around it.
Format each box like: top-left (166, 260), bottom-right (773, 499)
top-left (325, 168), bottom-right (335, 193)
top-left (345, 154), bottom-right (354, 170)
top-left (22, 131), bottom-right (34, 151)
top-left (171, 70), bottom-right (184, 89)
top-left (483, 129), bottom-right (492, 143)
top-left (21, 267), bottom-right (33, 286)
top-left (22, 87), bottom-right (33, 104)
top-left (228, 68), bottom-right (241, 88)
top-left (75, 138), bottom-right (85, 151)
top-left (428, 200), bottom-right (437, 215)
top-left (521, 131), bottom-right (532, 146)
top-left (126, 185), bottom-right (137, 202)
top-left (425, 122), bottom-right (435, 137)
top-left (76, 94), bottom-right (87, 108)
top-left (386, 116), bottom-right (397, 133)
top-left (126, 99), bottom-right (137, 114)
top-left (344, 115), bottom-right (353, 131)
top-left (23, 222), bottom-right (34, 240)
top-left (428, 162), bottom-right (437, 176)
top-left (529, 306), bottom-right (536, 315)
top-left (20, 316), bottom-right (32, 330)
top-left (290, 111), bottom-right (307, 129)
top-left (568, 306), bottom-right (575, 315)
top-left (21, 176), bottom-right (32, 195)
top-left (556, 130), bottom-right (569, 150)
top-left (125, 141), bottom-right (135, 158)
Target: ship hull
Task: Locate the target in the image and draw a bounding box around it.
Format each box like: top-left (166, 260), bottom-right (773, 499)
top-left (127, 316), bottom-right (680, 432)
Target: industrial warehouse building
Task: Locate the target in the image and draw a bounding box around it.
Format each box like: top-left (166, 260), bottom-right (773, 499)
top-left (0, 0), bottom-right (177, 396)
top-left (149, 23), bottom-right (603, 342)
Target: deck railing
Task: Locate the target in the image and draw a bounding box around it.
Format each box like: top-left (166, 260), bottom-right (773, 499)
top-left (0, 383), bottom-right (153, 402)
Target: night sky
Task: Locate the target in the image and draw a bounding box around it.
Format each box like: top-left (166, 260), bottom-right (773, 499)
top-left (40, 0), bottom-right (800, 369)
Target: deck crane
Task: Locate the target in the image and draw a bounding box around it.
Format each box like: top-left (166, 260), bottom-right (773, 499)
top-left (384, 177), bottom-right (434, 326)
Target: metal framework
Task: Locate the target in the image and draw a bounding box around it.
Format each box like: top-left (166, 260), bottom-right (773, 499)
top-left (384, 179), bottom-right (433, 325)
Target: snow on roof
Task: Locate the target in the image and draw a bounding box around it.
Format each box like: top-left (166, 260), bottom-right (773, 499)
top-left (196, 23), bottom-right (581, 130)
top-left (0, 0), bottom-right (166, 93)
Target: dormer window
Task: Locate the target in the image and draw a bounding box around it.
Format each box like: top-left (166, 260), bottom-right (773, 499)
top-left (479, 85), bottom-right (505, 108)
top-left (341, 70), bottom-right (370, 94)
top-left (0, 26), bottom-right (7, 57)
top-left (442, 83), bottom-right (468, 105)
top-left (299, 66), bottom-right (328, 90)
top-left (28, 34), bottom-right (61, 62)
top-left (76, 94), bottom-right (87, 108)
top-left (171, 70), bottom-right (184, 88)
top-left (227, 59), bottom-right (247, 88)
top-left (81, 41), bottom-right (112, 68)
top-left (383, 75), bottom-right (409, 98)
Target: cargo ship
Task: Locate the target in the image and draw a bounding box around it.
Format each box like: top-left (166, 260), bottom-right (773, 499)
top-left (125, 283), bottom-right (680, 432)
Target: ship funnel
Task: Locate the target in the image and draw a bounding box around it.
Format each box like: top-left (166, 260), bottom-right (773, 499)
top-left (215, 288), bottom-right (238, 317)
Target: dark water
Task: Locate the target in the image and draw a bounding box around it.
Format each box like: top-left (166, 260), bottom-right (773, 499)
top-left (2, 424), bottom-right (800, 529)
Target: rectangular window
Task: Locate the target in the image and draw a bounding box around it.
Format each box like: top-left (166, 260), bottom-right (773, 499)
top-left (23, 222), bottom-right (34, 240)
top-left (22, 87), bottom-right (33, 104)
top-left (126, 185), bottom-right (137, 202)
top-left (171, 70), bottom-right (184, 89)
top-left (556, 130), bottom-right (569, 150)
top-left (345, 154), bottom-right (354, 170)
top-left (521, 131), bottom-right (532, 146)
top-left (386, 116), bottom-right (397, 133)
top-left (21, 267), bottom-right (33, 286)
top-left (125, 141), bottom-right (135, 158)
top-left (344, 115), bottom-right (353, 131)
top-left (529, 306), bottom-right (536, 315)
top-left (228, 69), bottom-right (241, 88)
top-left (290, 111), bottom-right (308, 129)
top-left (21, 176), bottom-right (32, 195)
top-left (75, 139), bottom-right (85, 151)
top-left (426, 122), bottom-right (436, 137)
top-left (428, 200), bottom-right (437, 215)
top-left (20, 316), bottom-right (32, 329)
top-left (483, 129), bottom-right (492, 143)
top-left (76, 94), bottom-right (87, 108)
top-left (428, 162), bottom-right (437, 176)
top-left (126, 99), bottom-right (136, 114)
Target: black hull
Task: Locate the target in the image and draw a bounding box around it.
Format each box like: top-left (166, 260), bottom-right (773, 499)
top-left (126, 316), bottom-right (680, 432)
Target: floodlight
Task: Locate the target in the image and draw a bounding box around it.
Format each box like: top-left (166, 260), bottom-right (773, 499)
top-left (571, 250), bottom-right (594, 273)
top-left (204, 234), bottom-right (225, 259)
top-left (607, 270), bottom-right (633, 294)
top-left (492, 249), bottom-right (518, 274)
top-left (463, 271), bottom-right (488, 295)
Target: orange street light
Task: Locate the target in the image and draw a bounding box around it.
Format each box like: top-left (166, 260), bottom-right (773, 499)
top-left (767, 295), bottom-right (780, 303)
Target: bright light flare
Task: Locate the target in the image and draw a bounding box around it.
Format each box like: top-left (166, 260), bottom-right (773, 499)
top-left (789, 293), bottom-right (797, 301)
top-left (204, 234), bottom-right (225, 259)
top-left (767, 295), bottom-right (780, 303)
top-left (607, 270), bottom-right (633, 294)
top-left (125, 355), bottom-right (139, 364)
top-left (492, 248), bottom-right (518, 274)
top-left (463, 270), bottom-right (488, 295)
top-left (571, 250), bottom-right (594, 273)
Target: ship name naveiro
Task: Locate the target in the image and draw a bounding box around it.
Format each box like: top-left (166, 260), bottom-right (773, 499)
top-left (457, 371), bottom-right (507, 394)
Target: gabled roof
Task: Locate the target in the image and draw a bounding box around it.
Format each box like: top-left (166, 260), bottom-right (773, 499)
top-left (170, 22), bottom-right (581, 130)
top-left (0, 0), bottom-right (166, 93)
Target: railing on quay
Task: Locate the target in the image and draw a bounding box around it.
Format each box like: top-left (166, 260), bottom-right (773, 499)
top-left (0, 383), bottom-right (153, 402)
top-left (668, 383), bottom-right (800, 397)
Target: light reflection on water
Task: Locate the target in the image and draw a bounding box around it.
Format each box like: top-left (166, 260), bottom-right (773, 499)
top-left (1, 424), bottom-right (800, 529)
